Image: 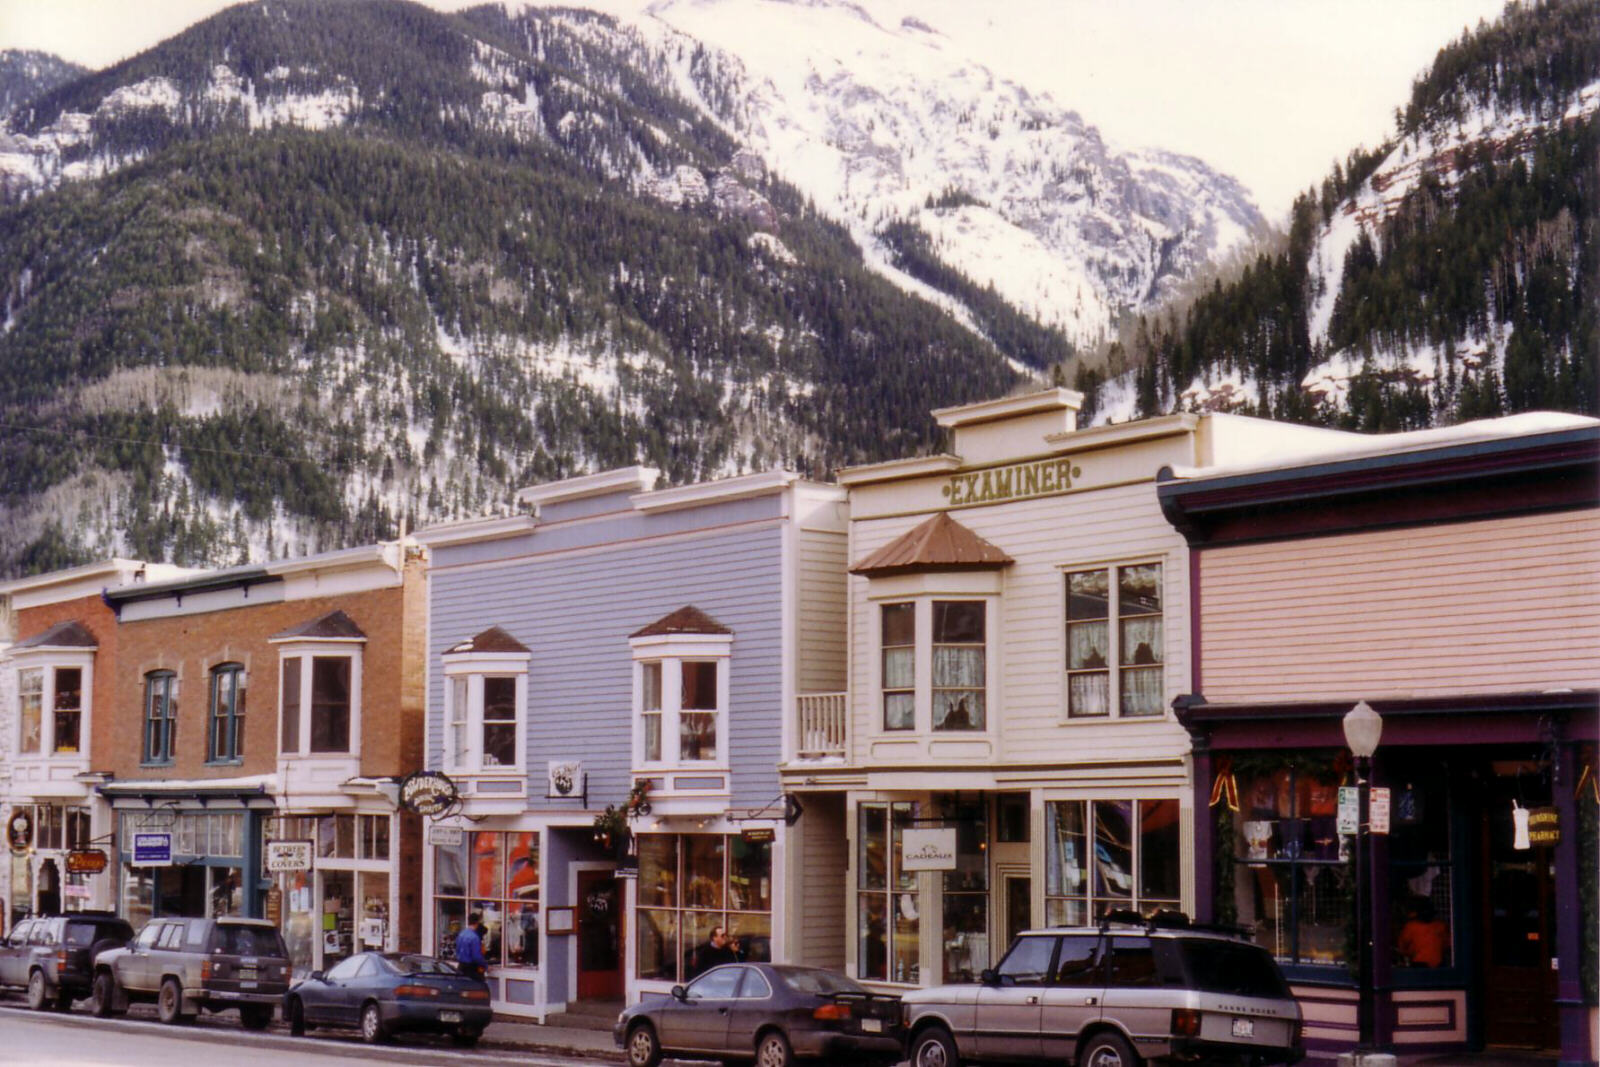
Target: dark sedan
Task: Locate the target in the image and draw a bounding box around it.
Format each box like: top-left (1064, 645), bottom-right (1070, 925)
top-left (615, 963), bottom-right (902, 1067)
top-left (283, 951), bottom-right (491, 1046)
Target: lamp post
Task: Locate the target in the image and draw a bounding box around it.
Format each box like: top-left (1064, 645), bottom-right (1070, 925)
top-left (1342, 700), bottom-right (1383, 1063)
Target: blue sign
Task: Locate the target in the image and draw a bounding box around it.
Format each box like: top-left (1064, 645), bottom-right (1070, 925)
top-left (133, 832), bottom-right (172, 867)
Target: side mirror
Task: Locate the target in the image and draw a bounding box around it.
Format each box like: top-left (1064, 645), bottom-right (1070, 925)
top-left (979, 969), bottom-right (1000, 987)
top-left (310, 970), bottom-right (325, 983)
top-left (670, 984), bottom-right (688, 1002)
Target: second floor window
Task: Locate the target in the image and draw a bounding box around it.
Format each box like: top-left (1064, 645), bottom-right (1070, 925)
top-left (209, 663), bottom-right (246, 763)
top-left (872, 598), bottom-right (993, 734)
top-left (144, 671), bottom-right (177, 764)
top-left (932, 601), bottom-right (985, 731)
top-left (445, 672), bottom-right (526, 771)
top-left (16, 665), bottom-right (84, 756)
top-left (881, 604), bottom-right (915, 731)
top-left (1065, 562), bottom-right (1164, 718)
top-left (280, 654), bottom-right (356, 755)
top-left (52, 667), bottom-right (82, 754)
top-left (18, 667), bottom-right (42, 755)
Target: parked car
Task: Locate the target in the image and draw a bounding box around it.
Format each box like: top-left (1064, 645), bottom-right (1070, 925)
top-left (0, 912), bottom-right (134, 1011)
top-left (615, 963), bottom-right (903, 1067)
top-left (91, 916), bottom-right (289, 1029)
top-left (901, 912), bottom-right (1305, 1067)
top-left (283, 951), bottom-right (492, 1046)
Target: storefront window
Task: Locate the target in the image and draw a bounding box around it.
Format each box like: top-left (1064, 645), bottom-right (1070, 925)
top-left (636, 832), bottom-right (772, 982)
top-left (433, 830), bottom-right (539, 969)
top-left (1046, 799), bottom-right (1182, 924)
top-left (941, 802), bottom-right (988, 983)
top-left (1390, 771), bottom-right (1453, 969)
top-left (1232, 762), bottom-right (1349, 967)
top-left (858, 802), bottom-right (918, 983)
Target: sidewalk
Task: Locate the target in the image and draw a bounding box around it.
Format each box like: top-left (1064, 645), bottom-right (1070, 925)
top-left (481, 1014), bottom-right (619, 1059)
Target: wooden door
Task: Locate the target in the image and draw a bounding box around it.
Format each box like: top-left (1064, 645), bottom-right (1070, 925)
top-left (1481, 780), bottom-right (1557, 1048)
top-left (576, 870), bottom-right (622, 999)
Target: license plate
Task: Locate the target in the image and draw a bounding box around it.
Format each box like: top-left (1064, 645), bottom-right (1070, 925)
top-left (861, 1018), bottom-right (882, 1033)
top-left (1232, 1017), bottom-right (1255, 1039)
top-left (439, 1010), bottom-right (462, 1023)
top-left (239, 968), bottom-right (257, 980)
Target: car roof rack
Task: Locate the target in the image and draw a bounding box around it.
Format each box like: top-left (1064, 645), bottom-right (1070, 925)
top-left (1096, 909), bottom-right (1253, 940)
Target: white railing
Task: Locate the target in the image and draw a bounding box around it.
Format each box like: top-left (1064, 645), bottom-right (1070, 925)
top-left (796, 691), bottom-right (848, 760)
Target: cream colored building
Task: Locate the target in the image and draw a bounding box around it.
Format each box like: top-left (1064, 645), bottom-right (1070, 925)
top-left (780, 388), bottom-right (1354, 988)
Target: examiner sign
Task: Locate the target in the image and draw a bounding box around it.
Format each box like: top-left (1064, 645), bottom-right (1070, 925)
top-left (942, 457), bottom-right (1081, 508)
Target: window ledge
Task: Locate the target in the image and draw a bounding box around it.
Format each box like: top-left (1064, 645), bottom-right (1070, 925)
top-left (205, 759), bottom-right (245, 768)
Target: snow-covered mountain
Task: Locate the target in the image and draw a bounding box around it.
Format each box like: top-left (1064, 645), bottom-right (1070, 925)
top-left (597, 0), bottom-right (1266, 350)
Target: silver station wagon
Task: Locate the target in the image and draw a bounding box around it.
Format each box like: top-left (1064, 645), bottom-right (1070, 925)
top-left (901, 913), bottom-right (1304, 1067)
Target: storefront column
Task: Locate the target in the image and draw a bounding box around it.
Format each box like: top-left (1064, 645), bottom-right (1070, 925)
top-left (1191, 741), bottom-right (1215, 922)
top-left (244, 810), bottom-right (266, 920)
top-left (1551, 738), bottom-right (1591, 1067)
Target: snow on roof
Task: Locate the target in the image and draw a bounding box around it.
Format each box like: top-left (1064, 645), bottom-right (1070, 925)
top-left (1171, 412), bottom-right (1599, 482)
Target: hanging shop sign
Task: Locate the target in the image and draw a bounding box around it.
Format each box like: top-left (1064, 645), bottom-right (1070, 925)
top-left (1528, 806), bottom-right (1560, 846)
top-left (7, 808), bottom-right (33, 853)
top-left (265, 840), bottom-right (314, 873)
top-left (428, 825), bottom-right (464, 848)
top-left (1369, 787), bottom-right (1391, 835)
top-left (399, 770), bottom-right (459, 817)
top-left (65, 849), bottom-right (109, 875)
top-left (132, 832), bottom-right (173, 867)
top-left (901, 828), bottom-right (958, 871)
top-left (741, 827), bottom-right (775, 844)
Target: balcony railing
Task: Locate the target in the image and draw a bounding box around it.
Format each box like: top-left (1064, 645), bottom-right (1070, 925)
top-left (796, 691), bottom-right (847, 760)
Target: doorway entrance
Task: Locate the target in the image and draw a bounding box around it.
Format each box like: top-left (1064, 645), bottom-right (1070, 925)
top-left (1480, 765), bottom-right (1557, 1049)
top-left (576, 869), bottom-right (622, 999)
top-left (1002, 875), bottom-right (1031, 947)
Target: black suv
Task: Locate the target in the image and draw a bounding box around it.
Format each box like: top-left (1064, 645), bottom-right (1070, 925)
top-left (0, 913), bottom-right (135, 1010)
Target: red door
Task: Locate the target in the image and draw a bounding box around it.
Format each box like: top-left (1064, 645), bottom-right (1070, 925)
top-left (576, 870), bottom-right (623, 999)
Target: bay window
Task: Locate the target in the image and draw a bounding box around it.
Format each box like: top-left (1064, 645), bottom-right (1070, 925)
top-left (277, 649), bottom-right (361, 756)
top-left (881, 604), bottom-right (915, 731)
top-left (1065, 561), bottom-right (1165, 718)
top-left (872, 597), bottom-right (994, 735)
top-left (16, 663), bottom-right (89, 757)
top-left (631, 643), bottom-right (731, 769)
top-left (442, 628), bottom-right (531, 774)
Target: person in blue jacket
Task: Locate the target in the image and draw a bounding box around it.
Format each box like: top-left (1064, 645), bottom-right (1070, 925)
top-left (456, 910), bottom-right (487, 980)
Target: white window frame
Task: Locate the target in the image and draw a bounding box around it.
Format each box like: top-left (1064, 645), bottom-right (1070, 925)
top-left (629, 633), bottom-right (732, 771)
top-left (273, 639), bottom-right (364, 757)
top-left (13, 652), bottom-right (95, 761)
top-left (1060, 558), bottom-right (1167, 721)
top-left (440, 650), bottom-right (530, 773)
top-left (868, 592), bottom-right (999, 736)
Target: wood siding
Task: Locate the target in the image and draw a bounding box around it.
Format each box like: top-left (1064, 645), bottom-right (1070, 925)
top-left (429, 524), bottom-right (786, 808)
top-left (1198, 510), bottom-right (1600, 702)
top-left (847, 482), bottom-right (1194, 768)
top-left (797, 527), bottom-right (848, 695)
top-left (794, 792), bottom-right (847, 968)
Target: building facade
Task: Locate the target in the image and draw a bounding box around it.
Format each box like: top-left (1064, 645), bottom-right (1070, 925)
top-left (784, 388), bottom-right (1359, 992)
top-left (0, 560), bottom-right (192, 928)
top-left (90, 542), bottom-right (428, 977)
top-left (1158, 413), bottom-right (1599, 1064)
top-left (415, 467), bottom-right (848, 1019)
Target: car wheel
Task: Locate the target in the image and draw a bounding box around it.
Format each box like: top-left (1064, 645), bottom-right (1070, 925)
top-left (625, 1021), bottom-right (663, 1067)
top-left (360, 1000), bottom-right (389, 1044)
top-left (90, 971), bottom-right (122, 1018)
top-left (240, 1004), bottom-right (274, 1030)
top-left (910, 1027), bottom-right (960, 1067)
top-left (450, 1027), bottom-right (482, 1047)
top-left (1081, 1031), bottom-right (1141, 1067)
top-left (287, 996), bottom-right (307, 1036)
top-left (26, 969), bottom-right (49, 1011)
top-left (157, 977), bottom-right (188, 1025)
top-left (756, 1029), bottom-right (793, 1067)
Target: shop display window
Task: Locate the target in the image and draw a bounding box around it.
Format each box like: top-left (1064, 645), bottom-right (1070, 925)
top-left (1230, 760), bottom-right (1349, 967)
top-left (1046, 798), bottom-right (1181, 924)
top-left (432, 830), bottom-right (539, 969)
top-left (636, 832), bottom-right (772, 982)
top-left (857, 802), bottom-right (918, 983)
top-left (940, 800), bottom-right (989, 983)
top-left (1389, 770), bottom-right (1453, 969)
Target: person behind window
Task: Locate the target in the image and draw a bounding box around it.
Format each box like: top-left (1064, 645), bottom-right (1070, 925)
top-left (455, 910), bottom-right (487, 979)
top-left (1397, 897), bottom-right (1448, 967)
top-left (687, 924), bottom-right (741, 978)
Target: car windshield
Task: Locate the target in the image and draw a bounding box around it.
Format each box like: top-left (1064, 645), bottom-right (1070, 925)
top-left (1177, 939), bottom-right (1290, 998)
top-left (383, 954), bottom-right (458, 975)
top-left (213, 925), bottom-right (285, 957)
top-left (775, 967), bottom-right (867, 996)
top-left (65, 922), bottom-right (129, 947)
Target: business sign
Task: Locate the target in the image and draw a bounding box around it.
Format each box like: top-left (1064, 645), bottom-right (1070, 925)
top-left (7, 808), bottom-right (33, 853)
top-left (265, 840), bottom-right (314, 873)
top-left (65, 849), bottom-right (109, 875)
top-left (901, 828), bottom-right (958, 871)
top-left (741, 827), bottom-right (775, 844)
top-left (428, 825), bottom-right (464, 848)
top-left (942, 458), bottom-right (1082, 508)
top-left (399, 770), bottom-right (459, 817)
top-left (133, 832), bottom-right (173, 867)
top-left (1528, 806), bottom-right (1560, 846)
top-left (1369, 787), bottom-right (1391, 835)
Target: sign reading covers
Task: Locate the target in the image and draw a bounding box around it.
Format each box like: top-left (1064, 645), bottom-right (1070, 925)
top-left (266, 840), bottom-right (314, 872)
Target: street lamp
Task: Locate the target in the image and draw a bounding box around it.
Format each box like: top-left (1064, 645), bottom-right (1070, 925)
top-left (1342, 701), bottom-right (1383, 1062)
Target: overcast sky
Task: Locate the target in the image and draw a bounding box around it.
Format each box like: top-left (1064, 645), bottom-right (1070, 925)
top-left (1, 0), bottom-right (1511, 219)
